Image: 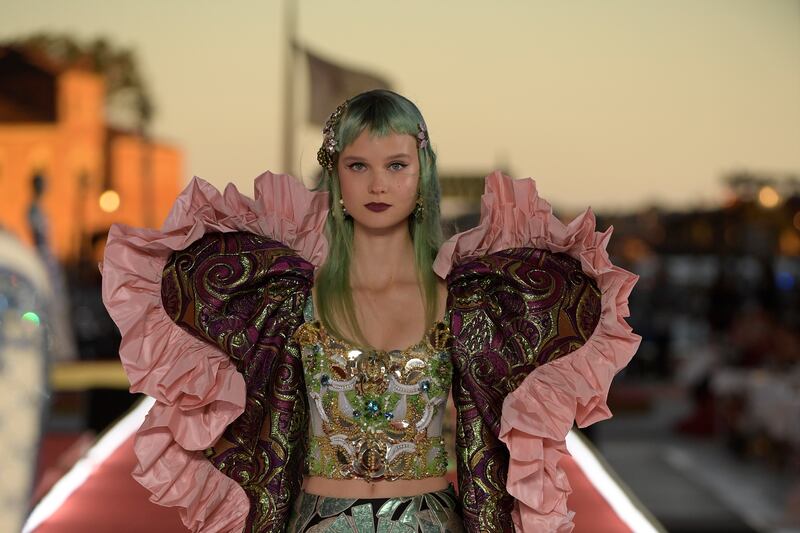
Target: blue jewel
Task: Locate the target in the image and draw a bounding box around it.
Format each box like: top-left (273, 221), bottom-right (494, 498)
top-left (438, 351), bottom-right (449, 362)
top-left (384, 412), bottom-right (394, 420)
top-left (366, 400), bottom-right (380, 414)
top-left (352, 410), bottom-right (361, 418)
top-left (419, 380), bottom-right (431, 392)
top-left (320, 374), bottom-right (330, 386)
top-left (313, 344), bottom-right (323, 356)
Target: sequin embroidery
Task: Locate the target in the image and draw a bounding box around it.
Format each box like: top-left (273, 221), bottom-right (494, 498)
top-left (294, 310), bottom-right (452, 482)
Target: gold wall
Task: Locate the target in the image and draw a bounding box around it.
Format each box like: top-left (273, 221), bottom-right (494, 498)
top-left (0, 67), bottom-right (182, 263)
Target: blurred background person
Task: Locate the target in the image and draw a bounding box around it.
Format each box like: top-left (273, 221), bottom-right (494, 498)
top-left (0, 229), bottom-right (50, 533)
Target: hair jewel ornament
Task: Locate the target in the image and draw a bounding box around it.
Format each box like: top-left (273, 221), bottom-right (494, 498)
top-left (416, 121), bottom-right (429, 150)
top-left (317, 101), bottom-right (348, 173)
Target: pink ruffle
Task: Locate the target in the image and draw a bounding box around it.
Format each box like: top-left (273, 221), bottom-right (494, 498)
top-left (434, 171), bottom-right (641, 532)
top-left (101, 172), bottom-right (329, 532)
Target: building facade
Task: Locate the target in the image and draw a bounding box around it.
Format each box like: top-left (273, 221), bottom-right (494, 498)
top-left (0, 47), bottom-right (182, 264)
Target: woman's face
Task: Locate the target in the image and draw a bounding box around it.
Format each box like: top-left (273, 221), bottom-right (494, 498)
top-left (337, 129), bottom-right (420, 233)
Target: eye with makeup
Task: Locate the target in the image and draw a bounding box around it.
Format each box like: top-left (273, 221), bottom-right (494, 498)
top-left (345, 161), bottom-right (408, 172)
top-left (346, 162), bottom-right (367, 172)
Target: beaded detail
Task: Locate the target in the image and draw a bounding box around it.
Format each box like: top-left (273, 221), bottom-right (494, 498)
top-left (293, 312), bottom-right (452, 482)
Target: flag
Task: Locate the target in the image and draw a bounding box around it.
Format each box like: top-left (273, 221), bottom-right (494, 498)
top-left (303, 47), bottom-right (391, 125)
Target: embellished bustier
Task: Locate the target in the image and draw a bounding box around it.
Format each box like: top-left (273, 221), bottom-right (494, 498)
top-left (293, 300), bottom-right (452, 482)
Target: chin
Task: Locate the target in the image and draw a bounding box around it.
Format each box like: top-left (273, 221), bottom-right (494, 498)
top-left (353, 214), bottom-right (413, 232)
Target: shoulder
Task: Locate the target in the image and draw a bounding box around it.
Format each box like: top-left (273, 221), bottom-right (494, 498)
top-left (434, 170), bottom-right (596, 279)
top-left (106, 171), bottom-right (329, 331)
top-left (437, 169), bottom-right (636, 361)
top-left (164, 231), bottom-right (316, 282)
top-left (162, 171), bottom-right (329, 267)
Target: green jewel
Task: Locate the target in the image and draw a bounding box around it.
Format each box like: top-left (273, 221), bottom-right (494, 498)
top-left (366, 399), bottom-right (380, 415)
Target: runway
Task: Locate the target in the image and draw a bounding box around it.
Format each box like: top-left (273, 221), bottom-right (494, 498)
top-left (25, 398), bottom-right (659, 533)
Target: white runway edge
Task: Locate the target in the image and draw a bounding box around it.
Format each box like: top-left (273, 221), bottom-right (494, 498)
top-left (23, 399), bottom-right (660, 532)
top-left (22, 396), bottom-right (155, 533)
top-left (566, 429), bottom-right (663, 533)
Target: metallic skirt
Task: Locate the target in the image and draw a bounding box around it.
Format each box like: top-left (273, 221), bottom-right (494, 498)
top-left (286, 485), bottom-right (464, 532)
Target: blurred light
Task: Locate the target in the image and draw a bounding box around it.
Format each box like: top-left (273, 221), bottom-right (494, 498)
top-left (622, 237), bottom-right (651, 261)
top-left (0, 294), bottom-right (8, 311)
top-left (793, 211), bottom-right (800, 231)
top-left (21, 311), bottom-right (40, 325)
top-left (776, 271), bottom-right (795, 291)
top-left (722, 190), bottom-right (739, 208)
top-left (779, 228), bottom-right (800, 256)
top-left (99, 190), bottom-right (120, 213)
top-left (757, 186), bottom-right (780, 208)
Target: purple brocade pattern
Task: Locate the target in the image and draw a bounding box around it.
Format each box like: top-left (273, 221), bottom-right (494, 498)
top-left (447, 248), bottom-right (601, 533)
top-left (161, 232), bottom-right (312, 533)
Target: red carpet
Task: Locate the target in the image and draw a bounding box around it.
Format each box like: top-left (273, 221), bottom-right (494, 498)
top-left (33, 435), bottom-right (185, 533)
top-left (564, 455), bottom-right (632, 533)
top-left (31, 434), bottom-right (635, 532)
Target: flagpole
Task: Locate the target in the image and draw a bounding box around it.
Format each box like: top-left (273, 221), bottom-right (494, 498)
top-left (282, 0), bottom-right (298, 175)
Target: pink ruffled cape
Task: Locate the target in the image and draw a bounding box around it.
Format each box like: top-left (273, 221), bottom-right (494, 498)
top-left (103, 169), bottom-right (637, 532)
top-left (434, 171), bottom-right (641, 532)
top-left (100, 172), bottom-right (328, 532)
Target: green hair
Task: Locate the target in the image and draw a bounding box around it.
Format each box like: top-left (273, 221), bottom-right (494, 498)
top-left (311, 90), bottom-right (443, 348)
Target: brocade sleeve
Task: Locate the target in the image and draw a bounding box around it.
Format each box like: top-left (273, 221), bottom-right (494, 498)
top-left (162, 231), bottom-right (312, 532)
top-left (446, 249), bottom-right (601, 532)
top-left (101, 171), bottom-right (328, 532)
top-left (435, 171), bottom-right (640, 532)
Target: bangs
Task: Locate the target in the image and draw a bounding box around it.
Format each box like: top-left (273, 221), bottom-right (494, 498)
top-left (337, 92), bottom-right (420, 149)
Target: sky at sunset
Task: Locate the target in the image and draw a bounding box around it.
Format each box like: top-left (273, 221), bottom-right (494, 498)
top-left (2, 0), bottom-right (799, 211)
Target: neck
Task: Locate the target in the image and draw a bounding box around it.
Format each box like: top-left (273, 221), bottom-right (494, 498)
top-left (350, 222), bottom-right (416, 289)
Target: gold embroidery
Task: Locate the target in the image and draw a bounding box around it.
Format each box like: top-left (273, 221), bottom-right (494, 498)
top-left (295, 320), bottom-right (452, 481)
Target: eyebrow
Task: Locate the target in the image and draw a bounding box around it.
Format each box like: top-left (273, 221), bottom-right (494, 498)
top-left (341, 153), bottom-right (412, 162)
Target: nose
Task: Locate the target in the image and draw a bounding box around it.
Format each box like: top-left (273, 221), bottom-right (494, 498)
top-left (368, 171), bottom-right (388, 194)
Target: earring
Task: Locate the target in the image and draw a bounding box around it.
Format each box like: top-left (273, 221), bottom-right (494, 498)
top-left (412, 195), bottom-right (425, 221)
top-left (339, 198), bottom-right (350, 218)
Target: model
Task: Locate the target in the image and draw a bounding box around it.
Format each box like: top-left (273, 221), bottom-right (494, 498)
top-left (101, 90), bottom-right (640, 532)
